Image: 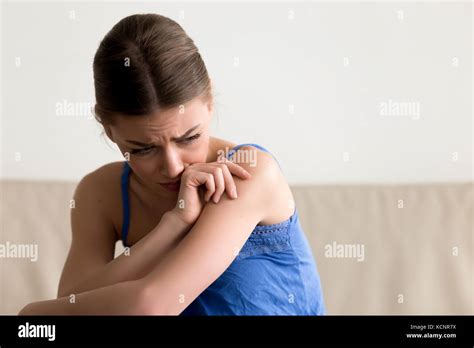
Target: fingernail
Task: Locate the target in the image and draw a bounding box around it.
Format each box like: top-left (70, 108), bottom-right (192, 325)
top-left (231, 188), bottom-right (237, 198)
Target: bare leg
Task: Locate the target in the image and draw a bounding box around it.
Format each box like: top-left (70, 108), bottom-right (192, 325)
top-left (18, 279), bottom-right (147, 315)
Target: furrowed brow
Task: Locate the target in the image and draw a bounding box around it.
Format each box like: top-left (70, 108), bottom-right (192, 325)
top-left (125, 124), bottom-right (201, 147)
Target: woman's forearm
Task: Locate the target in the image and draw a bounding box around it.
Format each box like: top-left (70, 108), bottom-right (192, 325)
top-left (20, 279), bottom-right (148, 315)
top-left (58, 211), bottom-right (190, 297)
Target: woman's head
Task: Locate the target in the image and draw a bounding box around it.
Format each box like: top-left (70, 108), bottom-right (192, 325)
top-left (93, 13), bottom-right (214, 193)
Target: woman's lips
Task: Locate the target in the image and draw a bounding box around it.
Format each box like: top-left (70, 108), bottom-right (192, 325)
top-left (159, 180), bottom-right (181, 192)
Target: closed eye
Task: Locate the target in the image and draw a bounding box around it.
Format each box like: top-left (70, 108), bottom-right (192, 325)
top-left (179, 133), bottom-right (201, 145)
top-left (130, 147), bottom-right (154, 156)
top-left (130, 133), bottom-right (201, 156)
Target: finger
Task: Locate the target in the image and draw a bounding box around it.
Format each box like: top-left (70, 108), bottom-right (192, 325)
top-left (190, 160), bottom-right (251, 184)
top-left (218, 163), bottom-right (238, 199)
top-left (187, 171), bottom-right (215, 202)
top-left (186, 164), bottom-right (235, 202)
top-left (201, 158), bottom-right (251, 180)
top-left (203, 173), bottom-right (216, 202)
top-left (211, 167), bottom-right (225, 203)
top-left (221, 158), bottom-right (252, 179)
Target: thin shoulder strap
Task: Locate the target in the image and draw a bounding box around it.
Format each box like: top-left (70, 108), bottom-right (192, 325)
top-left (226, 143), bottom-right (282, 170)
top-left (120, 161), bottom-right (132, 248)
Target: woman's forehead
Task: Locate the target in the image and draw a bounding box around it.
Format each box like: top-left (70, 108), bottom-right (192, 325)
top-left (113, 98), bottom-right (210, 140)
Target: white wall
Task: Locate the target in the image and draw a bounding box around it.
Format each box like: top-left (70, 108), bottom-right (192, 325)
top-left (1, 0), bottom-right (472, 184)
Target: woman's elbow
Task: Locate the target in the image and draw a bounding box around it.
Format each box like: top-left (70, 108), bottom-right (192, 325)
top-left (133, 280), bottom-right (183, 316)
top-left (18, 303), bottom-right (36, 316)
top-left (127, 279), bottom-right (161, 315)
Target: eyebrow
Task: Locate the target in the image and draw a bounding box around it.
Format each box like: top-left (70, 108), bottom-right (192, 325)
top-left (125, 124), bottom-right (201, 147)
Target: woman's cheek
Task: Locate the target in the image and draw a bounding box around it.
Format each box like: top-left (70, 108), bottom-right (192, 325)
top-left (195, 137), bottom-right (210, 162)
top-left (188, 146), bottom-right (207, 164)
top-left (132, 158), bottom-right (155, 173)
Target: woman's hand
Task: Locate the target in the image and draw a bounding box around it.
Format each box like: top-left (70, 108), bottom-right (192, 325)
top-left (171, 157), bottom-right (252, 226)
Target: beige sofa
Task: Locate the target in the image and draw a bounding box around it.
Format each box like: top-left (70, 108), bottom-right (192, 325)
top-left (1, 180), bottom-right (472, 315)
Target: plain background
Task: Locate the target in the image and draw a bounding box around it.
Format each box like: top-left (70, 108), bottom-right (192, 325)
top-left (1, 0), bottom-right (472, 184)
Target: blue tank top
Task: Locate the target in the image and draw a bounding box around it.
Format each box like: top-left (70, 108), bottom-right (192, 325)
top-left (120, 143), bottom-right (326, 315)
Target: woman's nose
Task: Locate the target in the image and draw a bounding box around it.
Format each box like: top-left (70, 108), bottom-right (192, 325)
top-left (160, 149), bottom-right (184, 179)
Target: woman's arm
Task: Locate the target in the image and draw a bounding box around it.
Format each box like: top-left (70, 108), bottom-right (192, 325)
top-left (18, 164), bottom-right (252, 315)
top-left (19, 278), bottom-right (150, 315)
top-left (139, 150), bottom-right (282, 314)
top-left (18, 149), bottom-right (279, 315)
top-left (59, 158), bottom-right (249, 298)
top-left (58, 212), bottom-right (191, 297)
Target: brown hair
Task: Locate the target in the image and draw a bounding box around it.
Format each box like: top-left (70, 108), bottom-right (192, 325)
top-left (93, 13), bottom-right (213, 127)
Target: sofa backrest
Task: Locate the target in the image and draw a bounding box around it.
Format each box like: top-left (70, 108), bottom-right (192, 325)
top-left (1, 180), bottom-right (471, 314)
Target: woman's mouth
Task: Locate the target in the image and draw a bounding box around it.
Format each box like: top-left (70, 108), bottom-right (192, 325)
top-left (159, 180), bottom-right (181, 192)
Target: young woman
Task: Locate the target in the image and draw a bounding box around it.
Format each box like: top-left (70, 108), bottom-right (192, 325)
top-left (19, 13), bottom-right (325, 315)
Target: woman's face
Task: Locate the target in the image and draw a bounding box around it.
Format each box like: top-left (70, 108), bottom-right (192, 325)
top-left (104, 96), bottom-right (213, 195)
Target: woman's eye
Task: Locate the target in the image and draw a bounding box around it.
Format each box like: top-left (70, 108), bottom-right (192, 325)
top-left (131, 147), bottom-right (154, 156)
top-left (180, 133), bottom-right (201, 145)
top-left (130, 134), bottom-right (200, 156)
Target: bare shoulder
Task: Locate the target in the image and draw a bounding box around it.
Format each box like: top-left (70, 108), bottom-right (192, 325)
top-left (230, 146), bottom-right (294, 225)
top-left (230, 146), bottom-right (279, 181)
top-left (76, 161), bottom-right (124, 197)
top-left (74, 161), bottom-right (125, 235)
